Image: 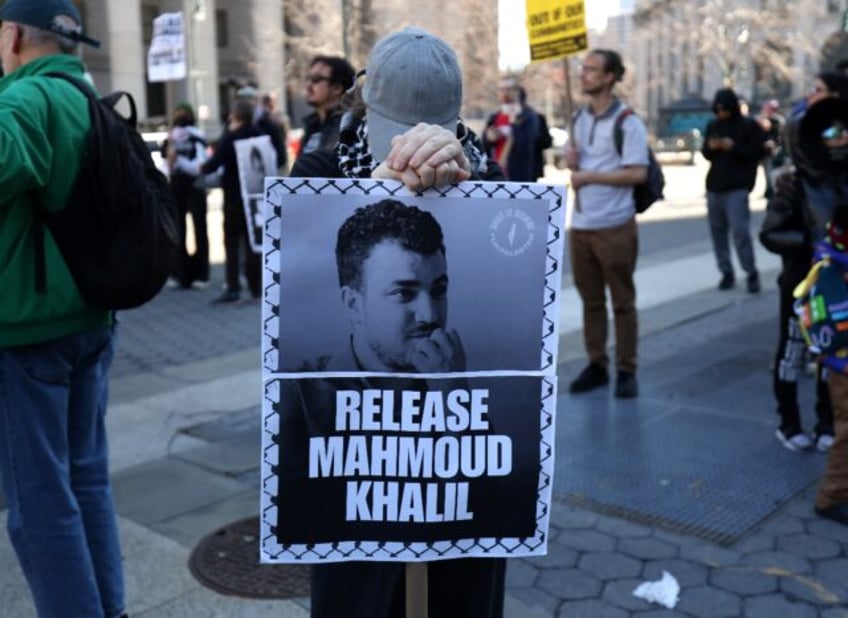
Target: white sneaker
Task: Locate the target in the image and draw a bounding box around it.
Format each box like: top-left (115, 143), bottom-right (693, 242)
top-left (775, 429), bottom-right (813, 452)
top-left (815, 433), bottom-right (834, 453)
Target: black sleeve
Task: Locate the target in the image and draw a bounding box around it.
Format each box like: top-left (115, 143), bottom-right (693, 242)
top-left (732, 119), bottom-right (767, 161)
top-left (536, 113), bottom-right (553, 150)
top-left (289, 150), bottom-right (343, 179)
top-left (259, 118), bottom-right (288, 169)
top-left (701, 120), bottom-right (717, 160)
top-left (200, 131), bottom-right (232, 175)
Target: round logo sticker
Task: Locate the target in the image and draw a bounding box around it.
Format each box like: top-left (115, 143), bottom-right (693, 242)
top-left (490, 208), bottom-right (536, 257)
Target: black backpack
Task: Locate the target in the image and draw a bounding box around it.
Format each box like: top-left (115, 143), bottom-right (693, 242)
top-left (34, 73), bottom-right (178, 310)
top-left (612, 107), bottom-right (665, 213)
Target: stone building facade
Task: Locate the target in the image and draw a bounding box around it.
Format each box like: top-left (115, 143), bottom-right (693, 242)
top-left (70, 1), bottom-right (498, 136)
top-left (618, 0), bottom-right (846, 129)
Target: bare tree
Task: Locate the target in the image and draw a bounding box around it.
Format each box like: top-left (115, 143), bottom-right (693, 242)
top-left (458, 0), bottom-right (499, 118)
top-left (282, 0), bottom-right (344, 125)
top-left (342, 0), bottom-right (378, 71)
top-left (630, 0), bottom-right (830, 124)
top-left (683, 0), bottom-right (825, 93)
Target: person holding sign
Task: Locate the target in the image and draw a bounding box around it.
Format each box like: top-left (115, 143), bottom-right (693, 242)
top-left (278, 200), bottom-right (505, 618)
top-left (290, 26), bottom-right (501, 189)
top-left (565, 49), bottom-right (648, 399)
top-left (288, 25), bottom-right (506, 618)
top-left (179, 100), bottom-right (262, 303)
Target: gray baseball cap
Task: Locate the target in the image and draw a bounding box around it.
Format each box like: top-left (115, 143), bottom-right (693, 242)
top-left (362, 26), bottom-right (462, 163)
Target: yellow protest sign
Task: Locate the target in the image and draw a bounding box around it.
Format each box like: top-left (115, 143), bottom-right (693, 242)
top-left (525, 0), bottom-right (587, 61)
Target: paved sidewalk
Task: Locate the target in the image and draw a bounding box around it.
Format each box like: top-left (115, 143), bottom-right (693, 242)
top-left (1, 247), bottom-right (847, 616)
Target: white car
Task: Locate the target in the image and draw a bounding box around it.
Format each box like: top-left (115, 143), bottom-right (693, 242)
top-left (549, 127), bottom-right (569, 168)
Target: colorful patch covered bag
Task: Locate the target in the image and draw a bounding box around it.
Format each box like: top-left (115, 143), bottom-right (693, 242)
top-left (793, 247), bottom-right (848, 355)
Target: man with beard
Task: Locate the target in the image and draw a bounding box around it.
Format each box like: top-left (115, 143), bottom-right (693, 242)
top-left (299, 55), bottom-right (355, 155)
top-left (564, 48), bottom-right (648, 399)
top-left (333, 199), bottom-right (464, 374)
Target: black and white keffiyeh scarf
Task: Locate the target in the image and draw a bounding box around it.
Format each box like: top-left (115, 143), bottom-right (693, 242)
top-left (337, 116), bottom-right (489, 179)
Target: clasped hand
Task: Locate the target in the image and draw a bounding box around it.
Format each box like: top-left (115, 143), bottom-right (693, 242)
top-left (373, 123), bottom-right (472, 192)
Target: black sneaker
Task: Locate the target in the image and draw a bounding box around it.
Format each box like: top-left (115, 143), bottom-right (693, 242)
top-left (569, 363), bottom-right (609, 393)
top-left (814, 503), bottom-right (848, 526)
top-left (717, 273), bottom-right (735, 290)
top-left (615, 371), bottom-right (639, 398)
top-left (212, 290), bottom-right (240, 304)
top-left (746, 272), bottom-right (761, 294)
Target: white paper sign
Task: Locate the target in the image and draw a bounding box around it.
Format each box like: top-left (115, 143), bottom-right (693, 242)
top-left (147, 12), bottom-right (187, 82)
top-left (260, 179), bottom-right (567, 564)
top-left (235, 135), bottom-right (277, 253)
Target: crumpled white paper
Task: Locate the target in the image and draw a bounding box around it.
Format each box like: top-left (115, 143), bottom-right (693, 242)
top-left (632, 570), bottom-right (680, 609)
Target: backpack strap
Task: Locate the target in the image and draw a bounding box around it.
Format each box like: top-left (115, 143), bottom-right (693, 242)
top-left (31, 72), bottom-right (99, 296)
top-left (613, 106), bottom-right (635, 156)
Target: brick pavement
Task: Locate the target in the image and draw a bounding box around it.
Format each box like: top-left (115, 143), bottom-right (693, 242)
top-left (2, 259), bottom-right (848, 617)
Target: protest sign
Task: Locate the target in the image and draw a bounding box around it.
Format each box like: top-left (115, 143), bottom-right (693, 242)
top-left (147, 12), bottom-right (186, 82)
top-left (260, 179), bottom-right (566, 563)
top-left (235, 135), bottom-right (277, 253)
top-left (526, 0), bottom-right (587, 62)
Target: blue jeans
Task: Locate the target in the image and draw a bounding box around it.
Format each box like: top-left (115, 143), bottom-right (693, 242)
top-left (706, 189), bottom-right (757, 278)
top-left (0, 325), bottom-right (124, 618)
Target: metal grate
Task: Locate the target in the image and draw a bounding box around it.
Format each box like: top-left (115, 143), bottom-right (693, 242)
top-left (189, 515), bottom-right (310, 599)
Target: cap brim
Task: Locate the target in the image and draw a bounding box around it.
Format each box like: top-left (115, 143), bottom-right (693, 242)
top-left (366, 110), bottom-right (457, 164)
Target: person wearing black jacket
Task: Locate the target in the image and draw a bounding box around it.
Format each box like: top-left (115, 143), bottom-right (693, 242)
top-left (702, 87), bottom-right (767, 293)
top-left (290, 26), bottom-right (506, 618)
top-left (236, 86), bottom-right (287, 172)
top-left (481, 79), bottom-right (551, 182)
top-left (299, 55), bottom-right (356, 156)
top-left (760, 90), bottom-right (848, 454)
top-left (190, 100), bottom-right (262, 303)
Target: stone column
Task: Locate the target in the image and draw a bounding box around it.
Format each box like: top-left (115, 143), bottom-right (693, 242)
top-left (250, 0), bottom-right (287, 124)
top-left (186, 0), bottom-right (222, 136)
top-left (105, 0), bottom-right (147, 117)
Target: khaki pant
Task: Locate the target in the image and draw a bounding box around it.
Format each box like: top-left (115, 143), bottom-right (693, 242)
top-left (569, 219), bottom-right (639, 372)
top-left (816, 371), bottom-right (848, 510)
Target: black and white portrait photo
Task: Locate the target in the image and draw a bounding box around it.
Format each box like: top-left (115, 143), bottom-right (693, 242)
top-left (271, 191), bottom-right (555, 374)
top-left (235, 135), bottom-right (277, 253)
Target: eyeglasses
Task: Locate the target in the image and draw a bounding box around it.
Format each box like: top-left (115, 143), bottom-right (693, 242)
top-left (305, 75), bottom-right (333, 85)
top-left (579, 64), bottom-right (604, 74)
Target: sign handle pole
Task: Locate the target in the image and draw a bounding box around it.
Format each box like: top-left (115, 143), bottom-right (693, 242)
top-left (564, 58), bottom-right (581, 212)
top-left (405, 562), bottom-right (428, 618)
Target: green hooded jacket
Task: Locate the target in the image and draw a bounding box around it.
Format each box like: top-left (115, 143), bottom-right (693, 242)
top-left (0, 54), bottom-right (111, 347)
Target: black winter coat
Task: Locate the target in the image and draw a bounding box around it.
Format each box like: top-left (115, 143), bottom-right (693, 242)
top-left (701, 88), bottom-right (766, 192)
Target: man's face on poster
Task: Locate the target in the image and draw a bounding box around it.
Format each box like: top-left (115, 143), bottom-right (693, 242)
top-left (344, 240), bottom-right (448, 372)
